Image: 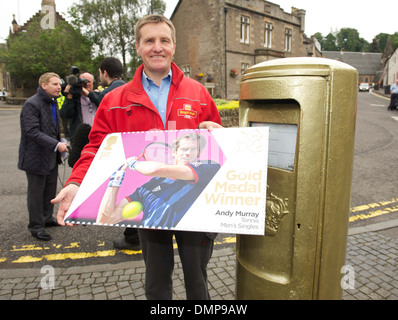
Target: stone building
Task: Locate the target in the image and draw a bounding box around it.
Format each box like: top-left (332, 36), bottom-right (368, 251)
top-left (170, 0), bottom-right (321, 99)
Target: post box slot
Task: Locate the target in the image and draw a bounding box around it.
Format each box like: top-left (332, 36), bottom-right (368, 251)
top-left (250, 122), bottom-right (297, 171)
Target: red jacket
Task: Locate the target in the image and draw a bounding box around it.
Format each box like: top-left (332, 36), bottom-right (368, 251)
top-left (66, 62), bottom-right (222, 185)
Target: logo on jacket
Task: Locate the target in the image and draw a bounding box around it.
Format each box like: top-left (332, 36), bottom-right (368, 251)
top-left (178, 104), bottom-right (197, 119)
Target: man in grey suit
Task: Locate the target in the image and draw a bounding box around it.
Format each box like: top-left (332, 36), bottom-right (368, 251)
top-left (18, 72), bottom-right (69, 241)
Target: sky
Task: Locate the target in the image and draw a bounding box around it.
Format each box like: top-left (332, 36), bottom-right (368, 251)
top-left (0, 0), bottom-right (396, 43)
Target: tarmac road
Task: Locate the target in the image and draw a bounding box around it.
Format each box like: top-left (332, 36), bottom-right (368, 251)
top-left (349, 91), bottom-right (398, 228)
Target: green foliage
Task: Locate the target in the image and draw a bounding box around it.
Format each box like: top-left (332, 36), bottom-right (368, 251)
top-left (323, 33), bottom-right (338, 51)
top-left (315, 28), bottom-right (398, 53)
top-left (6, 19), bottom-right (92, 82)
top-left (68, 0), bottom-right (166, 77)
top-left (390, 32), bottom-right (398, 51)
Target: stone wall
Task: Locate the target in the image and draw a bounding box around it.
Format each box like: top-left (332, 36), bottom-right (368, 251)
top-left (219, 108), bottom-right (239, 127)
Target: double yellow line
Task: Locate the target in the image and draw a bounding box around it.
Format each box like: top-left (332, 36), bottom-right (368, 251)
top-left (2, 237), bottom-right (238, 264)
top-left (349, 198), bottom-right (398, 222)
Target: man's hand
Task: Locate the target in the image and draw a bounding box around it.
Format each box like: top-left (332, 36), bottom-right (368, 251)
top-left (64, 85), bottom-right (73, 99)
top-left (51, 184), bottom-right (79, 226)
top-left (82, 87), bottom-right (90, 96)
top-left (57, 142), bottom-right (69, 153)
top-left (198, 121), bottom-right (223, 131)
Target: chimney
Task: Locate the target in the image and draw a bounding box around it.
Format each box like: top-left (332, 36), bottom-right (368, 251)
top-left (291, 7), bottom-right (306, 33)
top-left (11, 14), bottom-right (19, 33)
top-left (42, 0), bottom-right (56, 12)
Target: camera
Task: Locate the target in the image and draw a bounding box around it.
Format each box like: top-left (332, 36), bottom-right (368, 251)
top-left (64, 66), bottom-right (88, 97)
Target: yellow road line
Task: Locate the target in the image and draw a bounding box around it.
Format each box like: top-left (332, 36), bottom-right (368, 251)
top-left (6, 237), bottom-right (237, 264)
top-left (370, 91), bottom-right (390, 100)
top-left (12, 250), bottom-right (119, 263)
top-left (350, 198), bottom-right (398, 213)
top-left (349, 198), bottom-right (398, 222)
top-left (349, 205), bottom-right (398, 222)
top-left (11, 245), bottom-right (50, 252)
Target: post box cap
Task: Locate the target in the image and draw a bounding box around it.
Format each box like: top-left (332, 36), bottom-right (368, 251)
top-left (245, 57), bottom-right (357, 79)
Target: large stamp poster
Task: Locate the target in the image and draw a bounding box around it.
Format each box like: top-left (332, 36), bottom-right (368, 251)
top-left (64, 127), bottom-right (269, 235)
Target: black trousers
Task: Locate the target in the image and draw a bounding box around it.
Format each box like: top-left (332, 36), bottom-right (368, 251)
top-left (388, 93), bottom-right (398, 110)
top-left (138, 229), bottom-right (214, 300)
top-left (26, 166), bottom-right (58, 233)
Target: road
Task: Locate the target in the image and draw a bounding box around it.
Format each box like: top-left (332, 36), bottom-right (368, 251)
top-left (0, 90), bottom-right (397, 269)
top-left (349, 91), bottom-right (398, 228)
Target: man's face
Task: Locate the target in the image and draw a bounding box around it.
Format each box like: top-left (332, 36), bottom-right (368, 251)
top-left (135, 22), bottom-right (176, 79)
top-left (41, 76), bottom-right (61, 99)
top-left (80, 73), bottom-right (94, 92)
top-left (174, 138), bottom-right (200, 165)
top-left (99, 69), bottom-right (108, 86)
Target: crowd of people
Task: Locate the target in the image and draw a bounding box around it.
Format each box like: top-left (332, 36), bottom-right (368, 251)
top-left (18, 14), bottom-right (222, 300)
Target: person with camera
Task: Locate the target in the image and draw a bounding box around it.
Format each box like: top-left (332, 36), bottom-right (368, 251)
top-left (67, 60), bottom-right (126, 170)
top-left (61, 72), bottom-right (99, 142)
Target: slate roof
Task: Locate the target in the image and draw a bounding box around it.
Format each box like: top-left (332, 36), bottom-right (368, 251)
top-left (322, 51), bottom-right (382, 75)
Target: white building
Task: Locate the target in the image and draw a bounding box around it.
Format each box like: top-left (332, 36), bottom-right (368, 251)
top-left (383, 46), bottom-right (398, 87)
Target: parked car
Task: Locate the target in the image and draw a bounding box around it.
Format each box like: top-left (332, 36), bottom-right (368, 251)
top-left (359, 83), bottom-right (370, 92)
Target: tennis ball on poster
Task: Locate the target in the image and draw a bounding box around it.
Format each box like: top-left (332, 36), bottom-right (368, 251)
top-left (122, 201), bottom-right (143, 219)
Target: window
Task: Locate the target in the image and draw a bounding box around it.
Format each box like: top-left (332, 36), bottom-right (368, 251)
top-left (284, 28), bottom-right (292, 52)
top-left (182, 66), bottom-right (190, 78)
top-left (264, 23), bottom-right (273, 48)
top-left (241, 63), bottom-right (249, 75)
top-left (240, 16), bottom-right (250, 44)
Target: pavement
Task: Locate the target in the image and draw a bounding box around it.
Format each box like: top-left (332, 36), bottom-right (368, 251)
top-left (0, 93), bottom-right (397, 301)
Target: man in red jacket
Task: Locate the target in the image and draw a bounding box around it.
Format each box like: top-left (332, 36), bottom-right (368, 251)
top-left (52, 14), bottom-right (222, 300)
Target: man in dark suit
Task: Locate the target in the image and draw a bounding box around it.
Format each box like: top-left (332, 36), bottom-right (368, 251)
top-left (18, 72), bottom-right (69, 241)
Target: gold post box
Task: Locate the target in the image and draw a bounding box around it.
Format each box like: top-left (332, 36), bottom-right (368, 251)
top-left (237, 57), bottom-right (358, 300)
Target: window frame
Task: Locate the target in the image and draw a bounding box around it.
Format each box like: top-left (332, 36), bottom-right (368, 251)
top-left (240, 15), bottom-right (250, 44)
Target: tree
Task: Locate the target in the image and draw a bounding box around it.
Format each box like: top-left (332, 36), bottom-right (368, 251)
top-left (314, 28), bottom-right (378, 52)
top-left (323, 32), bottom-right (339, 51)
top-left (68, 0), bottom-right (166, 78)
top-left (391, 32), bottom-right (398, 52)
top-left (336, 28), bottom-right (369, 52)
top-left (372, 33), bottom-right (390, 52)
top-left (313, 32), bottom-right (339, 51)
top-left (6, 19), bottom-right (93, 83)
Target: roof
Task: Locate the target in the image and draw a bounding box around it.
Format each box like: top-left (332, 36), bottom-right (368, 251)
top-left (322, 51), bottom-right (382, 75)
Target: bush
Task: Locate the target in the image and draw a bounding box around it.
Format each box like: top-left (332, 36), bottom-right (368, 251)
top-left (214, 99), bottom-right (239, 110)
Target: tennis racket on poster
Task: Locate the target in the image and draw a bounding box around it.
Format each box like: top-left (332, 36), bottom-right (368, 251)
top-left (109, 142), bottom-right (174, 186)
top-left (130, 141), bottom-right (174, 166)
